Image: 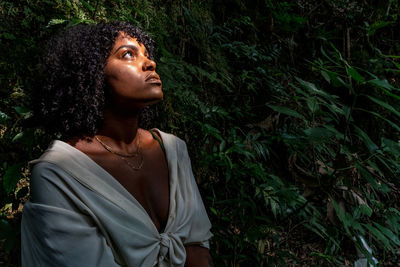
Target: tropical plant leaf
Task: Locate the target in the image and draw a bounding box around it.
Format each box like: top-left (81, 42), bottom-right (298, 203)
top-left (373, 222), bottom-right (400, 246)
top-left (363, 223), bottom-right (394, 253)
top-left (267, 104), bottom-right (304, 119)
top-left (366, 95), bottom-right (400, 117)
top-left (346, 66), bottom-right (364, 83)
top-left (306, 97), bottom-right (319, 113)
top-left (354, 126), bottom-right (380, 153)
top-left (304, 127), bottom-right (335, 139)
top-left (368, 78), bottom-right (397, 91)
top-left (3, 163), bottom-right (24, 194)
top-left (356, 108), bottom-right (400, 132)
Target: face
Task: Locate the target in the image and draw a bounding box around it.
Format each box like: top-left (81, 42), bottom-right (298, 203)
top-left (104, 32), bottom-right (163, 109)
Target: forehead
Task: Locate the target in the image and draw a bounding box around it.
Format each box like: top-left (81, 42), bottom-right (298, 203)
top-left (111, 32), bottom-right (147, 54)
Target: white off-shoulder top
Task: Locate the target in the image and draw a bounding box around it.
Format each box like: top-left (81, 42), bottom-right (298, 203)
top-left (21, 130), bottom-right (212, 267)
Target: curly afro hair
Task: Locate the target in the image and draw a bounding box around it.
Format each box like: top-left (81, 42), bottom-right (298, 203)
top-left (34, 21), bottom-right (155, 139)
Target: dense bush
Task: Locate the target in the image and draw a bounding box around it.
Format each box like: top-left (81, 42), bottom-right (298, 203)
top-left (1, 0), bottom-right (400, 266)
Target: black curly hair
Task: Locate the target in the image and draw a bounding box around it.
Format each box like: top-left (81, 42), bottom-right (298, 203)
top-left (33, 21), bottom-right (155, 139)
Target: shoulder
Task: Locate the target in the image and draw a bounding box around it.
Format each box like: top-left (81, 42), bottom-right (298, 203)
top-left (152, 129), bottom-right (189, 157)
top-left (152, 129), bottom-right (186, 147)
top-left (30, 161), bottom-right (76, 208)
top-left (29, 142), bottom-right (83, 202)
top-left (30, 140), bottom-right (78, 166)
top-left (30, 160), bottom-right (74, 190)
top-left (31, 161), bottom-right (65, 179)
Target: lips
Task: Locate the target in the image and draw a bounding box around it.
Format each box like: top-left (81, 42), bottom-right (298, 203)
top-left (145, 73), bottom-right (161, 84)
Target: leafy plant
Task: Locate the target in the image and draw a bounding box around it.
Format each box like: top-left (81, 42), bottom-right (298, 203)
top-left (1, 0), bottom-right (400, 266)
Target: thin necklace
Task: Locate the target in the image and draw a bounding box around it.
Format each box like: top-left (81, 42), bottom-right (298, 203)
top-left (95, 133), bottom-right (141, 157)
top-left (95, 131), bottom-right (144, 170)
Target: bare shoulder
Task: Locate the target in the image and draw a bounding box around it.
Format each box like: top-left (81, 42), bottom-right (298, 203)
top-left (140, 129), bottom-right (167, 159)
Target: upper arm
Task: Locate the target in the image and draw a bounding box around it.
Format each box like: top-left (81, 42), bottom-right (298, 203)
top-left (184, 245), bottom-right (213, 267)
top-left (30, 162), bottom-right (77, 210)
top-left (23, 162), bottom-right (119, 267)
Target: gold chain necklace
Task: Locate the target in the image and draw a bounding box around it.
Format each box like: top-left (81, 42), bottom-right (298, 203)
top-left (95, 131), bottom-right (144, 170)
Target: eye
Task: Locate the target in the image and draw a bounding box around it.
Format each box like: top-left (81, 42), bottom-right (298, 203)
top-left (122, 50), bottom-right (136, 59)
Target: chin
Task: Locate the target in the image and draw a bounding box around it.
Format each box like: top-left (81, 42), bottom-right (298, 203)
top-left (145, 96), bottom-right (163, 106)
top-left (147, 88), bottom-right (163, 103)
top-left (137, 93), bottom-right (163, 108)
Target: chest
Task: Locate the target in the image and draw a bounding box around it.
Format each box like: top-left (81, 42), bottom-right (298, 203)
top-left (89, 148), bottom-right (170, 232)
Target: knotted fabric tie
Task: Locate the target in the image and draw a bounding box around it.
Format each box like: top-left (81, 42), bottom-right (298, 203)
top-left (158, 232), bottom-right (186, 266)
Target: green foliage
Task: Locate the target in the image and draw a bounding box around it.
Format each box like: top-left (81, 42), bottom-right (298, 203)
top-left (1, 0), bottom-right (400, 266)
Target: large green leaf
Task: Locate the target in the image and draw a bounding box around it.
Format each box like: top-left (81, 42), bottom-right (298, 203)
top-left (363, 223), bottom-right (394, 253)
top-left (366, 95), bottom-right (400, 117)
top-left (295, 77), bottom-right (331, 98)
top-left (331, 199), bottom-right (351, 235)
top-left (322, 125), bottom-right (344, 140)
top-left (381, 138), bottom-right (400, 158)
top-left (306, 97), bottom-right (319, 113)
top-left (358, 204), bottom-right (372, 217)
top-left (267, 104), bottom-right (304, 119)
top-left (373, 222), bottom-right (400, 246)
top-left (3, 163), bottom-right (24, 194)
top-left (368, 78), bottom-right (399, 92)
top-left (13, 106), bottom-right (32, 119)
top-left (346, 66), bottom-right (364, 83)
top-left (304, 127), bottom-right (335, 139)
top-left (356, 108), bottom-right (400, 132)
top-left (354, 126), bottom-right (380, 153)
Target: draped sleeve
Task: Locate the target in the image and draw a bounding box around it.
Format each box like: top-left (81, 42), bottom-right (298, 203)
top-left (174, 137), bottom-right (213, 249)
top-left (21, 163), bottom-right (119, 267)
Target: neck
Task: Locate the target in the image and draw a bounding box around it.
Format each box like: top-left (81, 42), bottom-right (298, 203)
top-left (97, 107), bottom-right (141, 150)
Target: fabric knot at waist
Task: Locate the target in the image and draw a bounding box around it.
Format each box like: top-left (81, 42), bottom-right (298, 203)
top-left (158, 232), bottom-right (185, 266)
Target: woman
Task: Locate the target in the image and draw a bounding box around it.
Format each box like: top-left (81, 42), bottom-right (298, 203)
top-left (22, 22), bottom-right (213, 267)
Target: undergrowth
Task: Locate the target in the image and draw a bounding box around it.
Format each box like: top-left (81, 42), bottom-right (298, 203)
top-left (1, 0), bottom-right (400, 266)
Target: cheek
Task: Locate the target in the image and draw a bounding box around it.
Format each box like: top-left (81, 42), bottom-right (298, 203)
top-left (108, 65), bottom-right (141, 82)
top-left (106, 68), bottom-right (146, 97)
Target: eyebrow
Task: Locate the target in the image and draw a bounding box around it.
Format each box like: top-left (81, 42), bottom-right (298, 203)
top-left (113, 45), bottom-right (149, 56)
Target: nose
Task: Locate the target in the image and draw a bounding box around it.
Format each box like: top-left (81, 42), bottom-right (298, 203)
top-left (143, 58), bottom-right (156, 71)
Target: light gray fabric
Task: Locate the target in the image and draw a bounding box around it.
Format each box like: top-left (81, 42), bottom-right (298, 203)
top-left (21, 130), bottom-right (212, 267)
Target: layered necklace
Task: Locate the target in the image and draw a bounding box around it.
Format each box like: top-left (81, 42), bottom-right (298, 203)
top-left (95, 131), bottom-right (144, 171)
